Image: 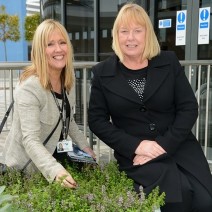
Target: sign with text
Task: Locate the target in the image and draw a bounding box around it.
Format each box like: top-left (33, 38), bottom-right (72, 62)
top-left (198, 7), bottom-right (210, 44)
top-left (176, 10), bottom-right (187, 46)
top-left (158, 19), bottom-right (172, 28)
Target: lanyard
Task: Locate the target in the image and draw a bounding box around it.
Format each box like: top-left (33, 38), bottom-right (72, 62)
top-left (51, 88), bottom-right (68, 140)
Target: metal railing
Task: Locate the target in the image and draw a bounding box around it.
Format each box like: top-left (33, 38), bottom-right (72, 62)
top-left (0, 60), bottom-right (212, 166)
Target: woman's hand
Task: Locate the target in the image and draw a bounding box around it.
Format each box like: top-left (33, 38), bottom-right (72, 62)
top-left (133, 154), bottom-right (152, 165)
top-left (83, 147), bottom-right (96, 159)
top-left (135, 140), bottom-right (166, 159)
top-left (55, 170), bottom-right (77, 188)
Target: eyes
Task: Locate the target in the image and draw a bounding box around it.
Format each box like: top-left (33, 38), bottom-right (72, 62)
top-left (47, 40), bottom-right (67, 47)
top-left (119, 28), bottom-right (144, 35)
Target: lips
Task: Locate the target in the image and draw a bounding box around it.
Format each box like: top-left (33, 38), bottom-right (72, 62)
top-left (126, 44), bottom-right (137, 48)
top-left (53, 55), bottom-right (64, 60)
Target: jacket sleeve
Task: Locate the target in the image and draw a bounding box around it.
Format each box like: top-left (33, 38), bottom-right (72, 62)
top-left (155, 52), bottom-right (199, 155)
top-left (16, 79), bottom-right (66, 182)
top-left (88, 66), bottom-right (141, 160)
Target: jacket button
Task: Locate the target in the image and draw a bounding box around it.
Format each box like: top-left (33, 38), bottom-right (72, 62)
top-left (140, 105), bottom-right (147, 112)
top-left (149, 123), bottom-right (156, 131)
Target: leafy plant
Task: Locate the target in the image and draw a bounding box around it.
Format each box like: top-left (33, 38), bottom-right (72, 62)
top-left (24, 13), bottom-right (40, 41)
top-left (0, 5), bottom-right (20, 61)
top-left (0, 185), bottom-right (18, 212)
top-left (0, 161), bottom-right (165, 211)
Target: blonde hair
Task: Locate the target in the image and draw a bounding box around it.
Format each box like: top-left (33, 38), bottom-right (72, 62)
top-left (112, 3), bottom-right (160, 62)
top-left (20, 19), bottom-right (74, 91)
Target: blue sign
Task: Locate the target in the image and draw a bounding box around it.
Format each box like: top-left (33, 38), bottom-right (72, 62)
top-left (200, 23), bottom-right (208, 28)
top-left (176, 10), bottom-right (187, 46)
top-left (177, 12), bottom-right (186, 23)
top-left (198, 7), bottom-right (210, 44)
top-left (177, 25), bottom-right (185, 30)
top-left (200, 9), bottom-right (209, 21)
top-left (159, 19), bottom-right (171, 28)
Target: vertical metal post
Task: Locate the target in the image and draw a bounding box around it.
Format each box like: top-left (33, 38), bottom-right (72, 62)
top-left (96, 138), bottom-right (100, 163)
top-left (195, 65), bottom-right (202, 140)
top-left (83, 68), bottom-right (87, 137)
top-left (94, 0), bottom-right (99, 62)
top-left (204, 65), bottom-right (210, 156)
top-left (61, 0), bottom-right (65, 25)
top-left (9, 69), bottom-right (14, 119)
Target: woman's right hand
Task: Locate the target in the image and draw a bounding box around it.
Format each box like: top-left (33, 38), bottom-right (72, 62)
top-left (55, 170), bottom-right (77, 188)
top-left (135, 140), bottom-right (166, 159)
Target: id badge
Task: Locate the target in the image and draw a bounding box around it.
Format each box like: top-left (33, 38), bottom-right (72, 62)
top-left (57, 139), bottom-right (73, 153)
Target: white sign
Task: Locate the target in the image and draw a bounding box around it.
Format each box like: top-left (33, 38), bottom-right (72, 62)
top-left (198, 7), bottom-right (210, 44)
top-left (176, 10), bottom-right (187, 46)
top-left (158, 19), bottom-right (172, 28)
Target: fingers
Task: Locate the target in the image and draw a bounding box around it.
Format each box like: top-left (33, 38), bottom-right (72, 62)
top-left (56, 170), bottom-right (77, 188)
top-left (133, 155), bottom-right (151, 165)
top-left (154, 143), bottom-right (166, 154)
top-left (135, 140), bottom-right (166, 159)
top-left (147, 145), bottom-right (166, 158)
top-left (83, 147), bottom-right (96, 159)
top-left (61, 176), bottom-right (77, 188)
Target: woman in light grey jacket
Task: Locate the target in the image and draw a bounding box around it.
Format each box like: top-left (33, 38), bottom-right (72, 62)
top-left (2, 19), bottom-right (95, 188)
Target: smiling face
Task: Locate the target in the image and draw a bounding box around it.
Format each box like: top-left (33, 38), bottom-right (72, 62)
top-left (45, 29), bottom-right (68, 73)
top-left (118, 23), bottom-right (146, 62)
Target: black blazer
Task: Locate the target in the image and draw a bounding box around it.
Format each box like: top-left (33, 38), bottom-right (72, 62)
top-left (88, 51), bottom-right (212, 202)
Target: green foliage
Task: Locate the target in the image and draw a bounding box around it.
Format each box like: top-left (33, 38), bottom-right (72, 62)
top-left (0, 5), bottom-right (20, 42)
top-left (0, 161), bottom-right (165, 211)
top-left (24, 13), bottom-right (41, 41)
top-left (0, 5), bottom-right (20, 61)
top-left (0, 185), bottom-right (19, 212)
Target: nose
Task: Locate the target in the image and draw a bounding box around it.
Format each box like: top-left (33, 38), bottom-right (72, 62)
top-left (127, 30), bottom-right (135, 40)
top-left (55, 43), bottom-right (62, 51)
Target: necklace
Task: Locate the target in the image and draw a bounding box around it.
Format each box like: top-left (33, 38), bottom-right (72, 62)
top-left (51, 87), bottom-right (68, 140)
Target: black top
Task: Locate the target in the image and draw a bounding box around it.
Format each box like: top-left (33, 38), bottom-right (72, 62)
top-left (52, 91), bottom-right (70, 165)
top-left (119, 62), bottom-right (147, 102)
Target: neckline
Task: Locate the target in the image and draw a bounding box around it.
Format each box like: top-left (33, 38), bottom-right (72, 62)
top-left (119, 62), bottom-right (148, 74)
top-left (54, 91), bottom-right (63, 99)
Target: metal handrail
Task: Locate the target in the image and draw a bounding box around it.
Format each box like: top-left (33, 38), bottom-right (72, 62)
top-left (0, 61), bottom-right (98, 70)
top-left (0, 61), bottom-right (212, 166)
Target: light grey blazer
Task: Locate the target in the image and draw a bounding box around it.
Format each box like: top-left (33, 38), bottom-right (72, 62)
top-left (2, 76), bottom-right (89, 182)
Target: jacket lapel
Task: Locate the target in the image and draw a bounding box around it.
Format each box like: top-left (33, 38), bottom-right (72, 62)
top-left (143, 54), bottom-right (170, 102)
top-left (99, 54), bottom-right (170, 104)
top-left (100, 55), bottom-right (142, 105)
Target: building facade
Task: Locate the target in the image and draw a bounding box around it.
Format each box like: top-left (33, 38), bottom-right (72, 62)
top-left (0, 0), bottom-right (41, 62)
top-left (26, 0), bottom-right (40, 16)
top-left (0, 0), bottom-right (28, 61)
top-left (40, 0), bottom-right (212, 62)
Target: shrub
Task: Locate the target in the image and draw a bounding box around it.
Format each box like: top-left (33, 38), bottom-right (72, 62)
top-left (0, 185), bottom-right (19, 212)
top-left (0, 161), bottom-right (165, 211)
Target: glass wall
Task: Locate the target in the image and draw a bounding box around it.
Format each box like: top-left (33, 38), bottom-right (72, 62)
top-left (198, 0), bottom-right (212, 60)
top-left (41, 0), bottom-right (95, 61)
top-left (98, 0), bottom-right (144, 61)
top-left (41, 0), bottom-right (61, 20)
top-left (154, 0), bottom-right (186, 60)
top-left (41, 0), bottom-right (212, 62)
top-left (65, 0), bottom-right (94, 61)
top-left (98, 0), bottom-right (128, 61)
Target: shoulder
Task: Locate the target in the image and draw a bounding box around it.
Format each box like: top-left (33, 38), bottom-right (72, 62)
top-left (150, 51), bottom-right (180, 68)
top-left (92, 54), bottom-right (118, 76)
top-left (15, 76), bottom-right (47, 102)
top-left (17, 76), bottom-right (42, 91)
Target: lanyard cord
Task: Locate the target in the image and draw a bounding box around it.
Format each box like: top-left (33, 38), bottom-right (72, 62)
top-left (51, 87), bottom-right (68, 140)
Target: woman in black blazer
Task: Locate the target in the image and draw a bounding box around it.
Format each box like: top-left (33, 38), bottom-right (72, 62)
top-left (88, 3), bottom-right (212, 212)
